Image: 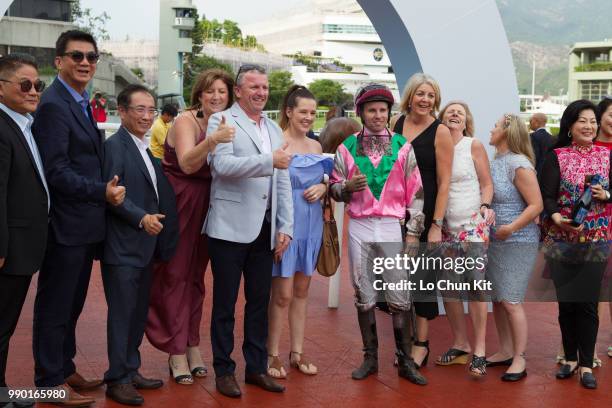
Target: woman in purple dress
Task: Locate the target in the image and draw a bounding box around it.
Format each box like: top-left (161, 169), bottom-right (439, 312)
top-left (146, 69), bottom-right (235, 384)
top-left (266, 86), bottom-right (333, 379)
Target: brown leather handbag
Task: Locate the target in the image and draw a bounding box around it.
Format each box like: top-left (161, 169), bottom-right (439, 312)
top-left (316, 194), bottom-right (340, 277)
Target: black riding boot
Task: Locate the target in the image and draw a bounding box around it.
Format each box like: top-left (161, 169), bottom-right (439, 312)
top-left (393, 310), bottom-right (427, 385)
top-left (351, 308), bottom-right (378, 380)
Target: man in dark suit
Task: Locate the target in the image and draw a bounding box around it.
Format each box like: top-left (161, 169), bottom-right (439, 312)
top-left (529, 112), bottom-right (554, 175)
top-left (31, 30), bottom-right (125, 406)
top-left (0, 54), bottom-right (49, 408)
top-left (101, 84), bottom-right (178, 406)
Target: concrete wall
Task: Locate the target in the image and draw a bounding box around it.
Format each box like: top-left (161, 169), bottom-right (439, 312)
top-left (0, 16), bottom-right (74, 48)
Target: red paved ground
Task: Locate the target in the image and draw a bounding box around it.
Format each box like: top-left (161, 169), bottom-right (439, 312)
top-left (6, 234), bottom-right (611, 407)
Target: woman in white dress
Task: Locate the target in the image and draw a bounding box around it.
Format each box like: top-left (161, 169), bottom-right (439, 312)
top-left (435, 101), bottom-right (495, 376)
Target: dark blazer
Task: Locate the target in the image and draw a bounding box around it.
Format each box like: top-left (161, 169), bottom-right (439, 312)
top-left (102, 127), bottom-right (178, 267)
top-left (32, 78), bottom-right (107, 246)
top-left (530, 128), bottom-right (554, 175)
top-left (0, 109), bottom-right (48, 276)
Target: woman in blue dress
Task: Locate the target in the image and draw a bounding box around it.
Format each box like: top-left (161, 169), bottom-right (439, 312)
top-left (485, 114), bottom-right (543, 382)
top-left (267, 85), bottom-right (333, 379)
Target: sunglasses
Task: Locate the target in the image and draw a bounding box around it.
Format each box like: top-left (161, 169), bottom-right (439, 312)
top-left (235, 64), bottom-right (266, 83)
top-left (0, 78), bottom-right (46, 93)
top-left (62, 51), bottom-right (100, 64)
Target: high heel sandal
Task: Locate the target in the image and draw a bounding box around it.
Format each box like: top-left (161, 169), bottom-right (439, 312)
top-left (413, 340), bottom-right (429, 369)
top-left (436, 348), bottom-right (470, 366)
top-left (469, 355), bottom-right (487, 377)
top-left (168, 356), bottom-right (194, 385)
top-left (267, 355), bottom-right (287, 379)
top-left (290, 351), bottom-right (318, 375)
top-left (186, 347), bottom-right (208, 378)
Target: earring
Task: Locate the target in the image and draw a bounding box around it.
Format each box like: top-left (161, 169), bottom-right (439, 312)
top-left (568, 131), bottom-right (572, 139)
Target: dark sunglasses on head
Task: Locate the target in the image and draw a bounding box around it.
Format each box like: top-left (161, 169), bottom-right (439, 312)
top-left (235, 63), bottom-right (266, 82)
top-left (0, 78), bottom-right (46, 93)
top-left (62, 51), bottom-right (100, 64)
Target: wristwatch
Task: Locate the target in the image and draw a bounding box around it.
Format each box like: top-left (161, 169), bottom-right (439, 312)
top-left (432, 218), bottom-right (444, 228)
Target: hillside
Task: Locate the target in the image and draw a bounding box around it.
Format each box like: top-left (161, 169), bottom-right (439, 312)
top-left (496, 0), bottom-right (612, 94)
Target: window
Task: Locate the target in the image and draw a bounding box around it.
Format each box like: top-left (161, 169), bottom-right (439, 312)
top-left (580, 80), bottom-right (612, 102)
top-left (322, 24), bottom-right (376, 35)
top-left (6, 0), bottom-right (72, 22)
top-left (175, 9), bottom-right (194, 18)
top-left (179, 30), bottom-right (191, 38)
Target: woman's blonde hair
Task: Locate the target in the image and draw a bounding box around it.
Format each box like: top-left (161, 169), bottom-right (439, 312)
top-left (189, 68), bottom-right (234, 110)
top-left (501, 113), bottom-right (535, 165)
top-left (439, 100), bottom-right (475, 137)
top-left (399, 73), bottom-right (441, 116)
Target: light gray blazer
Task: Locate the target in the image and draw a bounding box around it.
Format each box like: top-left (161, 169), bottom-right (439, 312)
top-left (203, 103), bottom-right (293, 249)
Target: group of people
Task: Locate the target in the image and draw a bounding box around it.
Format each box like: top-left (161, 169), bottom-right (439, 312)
top-left (0, 28), bottom-right (611, 408)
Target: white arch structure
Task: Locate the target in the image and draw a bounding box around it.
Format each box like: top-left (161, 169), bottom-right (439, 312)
top-left (0, 0), bottom-right (519, 308)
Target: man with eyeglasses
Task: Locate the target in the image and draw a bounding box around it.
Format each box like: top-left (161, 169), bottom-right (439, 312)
top-left (31, 30), bottom-right (125, 406)
top-left (0, 54), bottom-right (49, 408)
top-left (204, 64), bottom-right (293, 397)
top-left (100, 84), bottom-right (178, 406)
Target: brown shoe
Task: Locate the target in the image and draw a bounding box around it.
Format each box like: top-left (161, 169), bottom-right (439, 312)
top-left (215, 374), bottom-right (241, 398)
top-left (65, 372), bottom-right (103, 390)
top-left (50, 384), bottom-right (95, 407)
top-left (106, 383), bottom-right (144, 406)
top-left (244, 372), bottom-right (285, 393)
top-left (132, 373), bottom-right (163, 390)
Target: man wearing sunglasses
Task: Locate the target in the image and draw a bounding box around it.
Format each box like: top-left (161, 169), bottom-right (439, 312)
top-left (0, 54), bottom-right (49, 408)
top-left (31, 30), bottom-right (125, 407)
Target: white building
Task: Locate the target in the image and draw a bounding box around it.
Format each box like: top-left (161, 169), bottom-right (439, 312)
top-left (243, 0), bottom-right (399, 100)
top-left (568, 40), bottom-right (612, 103)
top-left (99, 39), bottom-right (159, 87)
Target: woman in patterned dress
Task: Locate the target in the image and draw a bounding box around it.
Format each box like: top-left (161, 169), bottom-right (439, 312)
top-left (435, 101), bottom-right (495, 376)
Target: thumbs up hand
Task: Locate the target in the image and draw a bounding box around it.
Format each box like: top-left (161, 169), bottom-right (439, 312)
top-left (210, 115), bottom-right (235, 145)
top-left (106, 175), bottom-right (126, 206)
top-left (273, 142), bottom-right (291, 169)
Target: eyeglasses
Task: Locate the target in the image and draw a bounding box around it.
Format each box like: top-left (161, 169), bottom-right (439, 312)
top-left (127, 106), bottom-right (159, 116)
top-left (62, 51), bottom-right (100, 64)
top-left (0, 78), bottom-right (46, 93)
top-left (235, 64), bottom-right (266, 83)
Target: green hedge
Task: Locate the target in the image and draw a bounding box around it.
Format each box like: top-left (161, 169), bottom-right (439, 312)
top-left (575, 62), bottom-right (612, 72)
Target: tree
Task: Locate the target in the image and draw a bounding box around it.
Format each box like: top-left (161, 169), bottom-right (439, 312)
top-left (198, 16), bottom-right (262, 50)
top-left (265, 71), bottom-right (294, 111)
top-left (182, 55), bottom-right (233, 104)
top-left (309, 79), bottom-right (352, 106)
top-left (70, 0), bottom-right (111, 41)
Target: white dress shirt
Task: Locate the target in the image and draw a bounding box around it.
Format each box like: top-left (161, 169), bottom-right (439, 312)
top-left (250, 115), bottom-right (272, 209)
top-left (129, 131), bottom-right (158, 200)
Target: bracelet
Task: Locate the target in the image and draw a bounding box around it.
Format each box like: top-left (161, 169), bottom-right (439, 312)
top-left (480, 203), bottom-right (491, 209)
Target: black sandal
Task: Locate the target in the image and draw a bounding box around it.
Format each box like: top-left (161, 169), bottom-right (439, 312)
top-left (413, 340), bottom-right (429, 369)
top-left (436, 348), bottom-right (470, 366)
top-left (469, 355), bottom-right (487, 377)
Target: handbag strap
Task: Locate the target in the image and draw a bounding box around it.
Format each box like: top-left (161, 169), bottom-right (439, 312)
top-left (322, 193), bottom-right (335, 222)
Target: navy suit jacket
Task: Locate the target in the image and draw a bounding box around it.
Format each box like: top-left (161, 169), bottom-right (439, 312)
top-left (530, 128), bottom-right (554, 175)
top-left (102, 127), bottom-right (178, 268)
top-left (32, 78), bottom-right (107, 246)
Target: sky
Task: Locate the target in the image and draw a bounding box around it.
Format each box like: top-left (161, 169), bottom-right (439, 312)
top-left (80, 0), bottom-right (302, 41)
